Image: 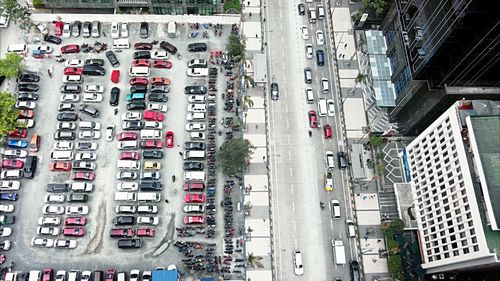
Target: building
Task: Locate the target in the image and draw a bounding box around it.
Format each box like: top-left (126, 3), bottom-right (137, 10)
top-left (401, 100), bottom-right (500, 273)
top-left (381, 0), bottom-right (500, 135)
top-left (41, 0), bottom-right (222, 15)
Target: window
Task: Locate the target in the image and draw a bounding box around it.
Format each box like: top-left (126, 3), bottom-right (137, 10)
top-left (463, 248), bottom-right (469, 254)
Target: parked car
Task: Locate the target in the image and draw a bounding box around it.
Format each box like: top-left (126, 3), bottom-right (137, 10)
top-left (61, 44), bottom-right (80, 54)
top-left (105, 51), bottom-right (120, 67)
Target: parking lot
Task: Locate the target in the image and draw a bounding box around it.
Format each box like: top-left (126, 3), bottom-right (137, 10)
top-left (2, 19), bottom-right (237, 271)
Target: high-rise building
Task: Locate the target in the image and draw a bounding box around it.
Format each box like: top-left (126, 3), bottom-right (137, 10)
top-left (381, 0), bottom-right (500, 135)
top-left (41, 0), bottom-right (221, 15)
top-left (402, 101), bottom-right (500, 273)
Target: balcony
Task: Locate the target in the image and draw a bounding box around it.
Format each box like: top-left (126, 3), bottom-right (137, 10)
top-left (116, 0), bottom-right (149, 6)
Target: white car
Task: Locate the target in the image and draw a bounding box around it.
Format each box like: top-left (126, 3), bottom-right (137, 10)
top-left (186, 68), bottom-right (208, 77)
top-left (15, 101), bottom-right (35, 109)
top-left (137, 205), bottom-right (158, 214)
top-left (3, 149), bottom-right (27, 158)
top-left (116, 171), bottom-right (138, 180)
top-left (65, 59), bottom-right (84, 68)
top-left (18, 119), bottom-right (34, 128)
top-left (35, 45), bottom-right (53, 53)
top-left (62, 23), bottom-right (71, 38)
top-left (37, 226), bottom-right (60, 236)
top-left (55, 271), bottom-right (67, 281)
top-left (117, 141), bottom-right (139, 150)
top-left (147, 103), bottom-right (168, 112)
top-left (188, 95), bottom-right (206, 103)
top-left (82, 93), bottom-right (103, 103)
top-left (117, 182), bottom-right (138, 191)
top-left (300, 26), bottom-right (309, 40)
top-left (120, 23), bottom-right (129, 38)
top-left (144, 121), bottom-right (163, 129)
top-left (306, 43), bottom-right (313, 59)
top-left (0, 240), bottom-right (11, 250)
top-left (137, 216), bottom-right (159, 226)
top-left (65, 206), bottom-right (89, 215)
top-left (183, 205), bottom-right (205, 213)
top-left (79, 121), bottom-right (100, 130)
top-left (122, 112), bottom-right (142, 121)
top-left (111, 22), bottom-right (120, 39)
top-left (44, 194), bottom-right (65, 203)
top-left (106, 125), bottom-right (114, 141)
top-left (75, 152), bottom-right (97, 161)
top-left (0, 227), bottom-right (12, 237)
top-left (130, 270), bottom-right (140, 281)
top-left (42, 205), bottom-right (65, 215)
top-left (31, 238), bottom-right (54, 248)
top-left (36, 24), bottom-right (49, 35)
top-left (38, 217), bottom-right (61, 226)
top-left (81, 271), bottom-right (92, 281)
top-left (185, 123), bottom-right (206, 131)
top-left (115, 205), bottom-right (136, 214)
top-left (54, 141), bottom-right (74, 151)
top-left (0, 181), bottom-right (20, 191)
top-left (293, 250), bottom-right (304, 275)
top-left (0, 205), bottom-right (14, 213)
top-left (79, 131), bottom-right (101, 140)
top-left (189, 132), bottom-right (205, 140)
top-left (57, 122), bottom-right (76, 130)
top-left (84, 84), bottom-right (104, 93)
top-left (325, 151), bottom-right (335, 170)
top-left (316, 30), bottom-right (325, 45)
top-left (54, 239), bottom-right (78, 249)
top-left (60, 94), bottom-right (80, 103)
top-left (151, 51), bottom-right (169, 59)
top-left (327, 99), bottom-right (335, 116)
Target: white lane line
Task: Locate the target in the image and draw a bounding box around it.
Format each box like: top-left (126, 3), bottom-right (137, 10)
top-left (286, 119), bottom-right (290, 129)
top-left (330, 219), bottom-right (334, 230)
top-left (287, 135), bottom-right (291, 144)
top-left (285, 103), bottom-right (289, 113)
top-left (288, 150), bottom-right (292, 161)
top-left (290, 167), bottom-right (293, 177)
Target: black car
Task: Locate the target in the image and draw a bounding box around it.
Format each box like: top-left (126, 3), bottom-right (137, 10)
top-left (79, 104), bottom-right (99, 117)
top-left (184, 86), bottom-right (207, 95)
top-left (118, 239), bottom-right (142, 249)
top-left (110, 87), bottom-right (120, 106)
top-left (298, 3), bottom-right (305, 15)
top-left (139, 22), bottom-right (149, 39)
top-left (60, 84), bottom-right (81, 93)
top-left (150, 85), bottom-right (169, 94)
top-left (58, 103), bottom-right (75, 112)
top-left (105, 51), bottom-right (120, 67)
top-left (0, 215), bottom-right (15, 225)
top-left (17, 93), bottom-right (39, 101)
top-left (133, 51), bottom-right (151, 60)
top-left (82, 65), bottom-right (106, 76)
top-left (148, 94), bottom-right (168, 102)
top-left (140, 181), bottom-right (162, 191)
top-left (350, 261), bottom-right (361, 281)
top-left (130, 85), bottom-right (147, 93)
top-left (47, 183), bottom-right (70, 193)
top-left (44, 35), bottom-right (62, 45)
top-left (122, 121), bottom-right (144, 131)
top-left (114, 216), bottom-right (136, 226)
top-left (57, 113), bottom-right (78, 121)
top-left (23, 155), bottom-right (37, 179)
top-left (184, 142), bottom-right (206, 151)
top-left (271, 82), bottom-right (279, 100)
top-left (19, 74), bottom-right (40, 83)
top-left (187, 42), bottom-right (207, 52)
top-left (84, 59), bottom-right (105, 66)
top-left (183, 162), bottom-right (205, 171)
top-left (126, 101), bottom-right (146, 111)
top-left (18, 83), bottom-right (39, 92)
top-left (54, 131), bottom-right (76, 141)
top-left (159, 41), bottom-right (177, 54)
top-left (143, 150), bottom-right (163, 159)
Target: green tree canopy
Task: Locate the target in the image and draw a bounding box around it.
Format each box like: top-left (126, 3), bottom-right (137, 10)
top-left (227, 34), bottom-right (245, 59)
top-left (0, 53), bottom-right (24, 78)
top-left (369, 135), bottom-right (385, 147)
top-left (0, 0), bottom-right (33, 30)
top-left (362, 0), bottom-right (390, 17)
top-left (217, 139), bottom-right (254, 176)
top-left (0, 92), bottom-right (20, 137)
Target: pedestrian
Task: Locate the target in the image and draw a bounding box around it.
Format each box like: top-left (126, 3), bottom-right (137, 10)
top-left (247, 1), bottom-right (250, 6)
top-left (165, 199), bottom-right (169, 203)
top-left (249, 12), bottom-right (252, 17)
top-left (264, 185), bottom-right (268, 189)
top-left (344, 43), bottom-right (348, 48)
top-left (178, 152), bottom-right (183, 156)
top-left (364, 236), bottom-right (368, 241)
top-left (262, 156), bottom-right (266, 162)
top-left (255, 124), bottom-right (259, 129)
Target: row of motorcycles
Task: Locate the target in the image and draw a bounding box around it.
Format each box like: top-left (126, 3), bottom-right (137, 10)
top-left (81, 41), bottom-right (107, 53)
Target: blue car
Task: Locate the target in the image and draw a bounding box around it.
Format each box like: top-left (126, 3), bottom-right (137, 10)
top-left (0, 193), bottom-right (18, 201)
top-left (7, 140), bottom-right (28, 149)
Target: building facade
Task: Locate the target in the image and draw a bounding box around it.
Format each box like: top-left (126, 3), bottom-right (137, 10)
top-left (381, 0), bottom-right (500, 135)
top-left (403, 101), bottom-right (500, 273)
top-left (41, 0), bottom-right (222, 15)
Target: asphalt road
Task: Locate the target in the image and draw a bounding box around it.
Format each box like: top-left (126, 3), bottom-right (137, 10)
top-left (265, 0), bottom-right (357, 280)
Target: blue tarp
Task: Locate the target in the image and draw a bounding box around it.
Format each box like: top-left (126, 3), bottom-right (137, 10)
top-left (152, 270), bottom-right (178, 281)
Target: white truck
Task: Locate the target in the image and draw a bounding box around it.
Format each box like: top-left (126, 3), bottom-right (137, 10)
top-left (332, 239), bottom-right (346, 265)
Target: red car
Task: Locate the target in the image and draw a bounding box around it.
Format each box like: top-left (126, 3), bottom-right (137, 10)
top-left (42, 269), bottom-right (53, 281)
top-left (150, 77), bottom-right (170, 86)
top-left (129, 78), bottom-right (148, 86)
top-left (54, 21), bottom-right (63, 36)
top-left (50, 162), bottom-right (71, 171)
top-left (111, 70), bottom-right (120, 84)
top-left (143, 110), bottom-right (164, 121)
top-left (141, 140), bottom-right (163, 149)
top-left (323, 124), bottom-right (332, 139)
top-left (153, 60), bottom-right (172, 69)
top-left (165, 131), bottom-right (174, 148)
top-left (119, 151), bottom-right (140, 160)
top-left (117, 132), bottom-right (138, 141)
top-left (106, 269), bottom-right (116, 281)
top-left (63, 227), bottom-right (85, 237)
top-left (134, 42), bottom-right (153, 50)
top-left (1, 159), bottom-right (24, 169)
top-left (64, 217), bottom-right (87, 226)
top-left (9, 129), bottom-right (27, 138)
top-left (137, 228), bottom-right (155, 237)
top-left (60, 44), bottom-right (80, 54)
top-left (132, 60), bottom-right (150, 67)
top-left (184, 194), bottom-right (206, 203)
top-left (72, 172), bottom-right (95, 181)
top-left (183, 215), bottom-right (205, 225)
top-left (308, 110), bottom-right (318, 128)
top-left (18, 110), bottom-right (34, 119)
top-left (63, 67), bottom-right (83, 75)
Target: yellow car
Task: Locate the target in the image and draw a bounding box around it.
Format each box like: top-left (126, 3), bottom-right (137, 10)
top-left (144, 161), bottom-right (161, 170)
top-left (324, 170), bottom-right (334, 191)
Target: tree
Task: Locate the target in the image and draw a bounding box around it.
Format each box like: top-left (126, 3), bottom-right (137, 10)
top-left (0, 53), bottom-right (24, 78)
top-left (348, 73), bottom-right (368, 96)
top-left (362, 0), bottom-right (390, 17)
top-left (0, 0), bottom-right (34, 31)
top-left (369, 135), bottom-right (385, 147)
top-left (243, 95), bottom-right (254, 109)
top-left (247, 252), bottom-right (264, 269)
top-left (388, 255), bottom-right (404, 281)
top-left (0, 92), bottom-right (20, 138)
top-left (217, 139), bottom-right (254, 176)
top-left (227, 34), bottom-right (245, 60)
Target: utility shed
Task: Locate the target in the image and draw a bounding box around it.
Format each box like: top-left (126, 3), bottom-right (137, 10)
top-left (152, 270), bottom-right (177, 281)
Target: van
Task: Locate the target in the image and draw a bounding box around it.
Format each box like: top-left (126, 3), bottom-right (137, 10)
top-left (137, 192), bottom-right (161, 202)
top-left (117, 140), bottom-right (138, 150)
top-left (187, 104), bottom-right (206, 113)
top-left (117, 239), bottom-right (142, 249)
top-left (317, 5), bottom-right (325, 19)
top-left (346, 220), bottom-right (356, 238)
top-left (62, 75), bottom-right (83, 84)
top-left (117, 160), bottom-right (141, 170)
top-left (183, 182), bottom-right (205, 191)
top-left (117, 273), bottom-right (126, 281)
top-left (308, 8), bottom-right (317, 23)
top-left (0, 14), bottom-right (10, 29)
top-left (183, 171), bottom-right (206, 182)
top-left (316, 50), bottom-right (324, 66)
top-left (338, 151), bottom-right (348, 169)
top-left (113, 39), bottom-right (130, 49)
top-left (5, 273), bottom-right (17, 281)
top-left (83, 65), bottom-right (105, 76)
top-left (318, 99), bottom-right (327, 117)
top-left (79, 121), bottom-right (101, 130)
top-left (187, 42), bottom-right (207, 52)
top-left (50, 151), bottom-right (73, 161)
top-left (23, 156), bottom-right (37, 179)
top-left (186, 112), bottom-right (206, 121)
top-left (160, 41), bottom-right (177, 55)
top-left (128, 67), bottom-right (150, 77)
top-left (71, 182), bottom-right (94, 192)
top-left (167, 22), bottom-right (176, 38)
top-left (28, 271), bottom-right (41, 281)
top-left (331, 199), bottom-right (341, 219)
top-left (304, 67), bottom-right (312, 84)
top-left (306, 88), bottom-right (315, 103)
top-left (1, 169), bottom-right (23, 180)
top-left (321, 78), bottom-right (329, 93)
top-left (7, 44), bottom-right (27, 54)
top-left (183, 151), bottom-right (205, 160)
top-left (29, 134), bottom-right (40, 152)
top-left (126, 93), bottom-right (145, 102)
top-left (140, 130), bottom-right (162, 140)
top-left (114, 192), bottom-right (137, 202)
